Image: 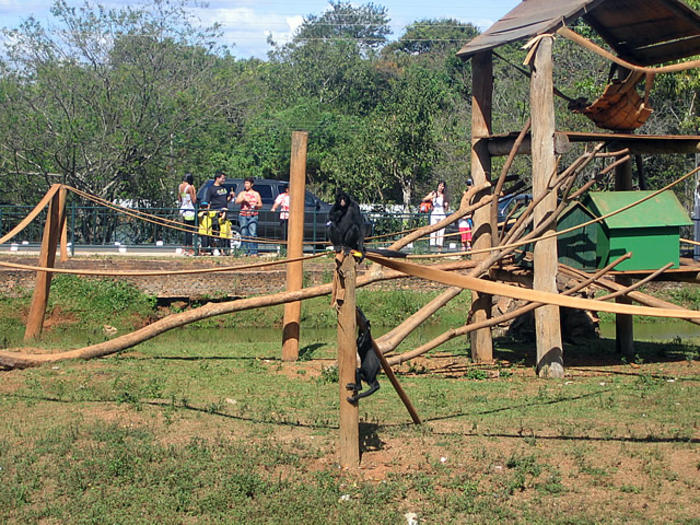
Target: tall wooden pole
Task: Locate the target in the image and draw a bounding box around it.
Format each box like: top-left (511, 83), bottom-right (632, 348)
top-left (529, 36), bottom-right (564, 378)
top-left (615, 155), bottom-right (635, 358)
top-left (282, 131), bottom-right (308, 361)
top-left (337, 255), bottom-right (359, 467)
top-left (24, 187), bottom-right (62, 341)
top-left (469, 51), bottom-right (494, 362)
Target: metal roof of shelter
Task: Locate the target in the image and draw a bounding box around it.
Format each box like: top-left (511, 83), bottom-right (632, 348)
top-left (584, 190), bottom-right (692, 229)
top-left (457, 0), bottom-right (700, 65)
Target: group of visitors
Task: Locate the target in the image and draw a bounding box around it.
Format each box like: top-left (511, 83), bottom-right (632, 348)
top-left (420, 180), bottom-right (473, 253)
top-left (180, 172), bottom-right (473, 256)
top-left (179, 172), bottom-right (279, 257)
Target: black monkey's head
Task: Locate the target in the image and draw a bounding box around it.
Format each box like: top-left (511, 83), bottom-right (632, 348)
top-left (334, 190), bottom-right (352, 209)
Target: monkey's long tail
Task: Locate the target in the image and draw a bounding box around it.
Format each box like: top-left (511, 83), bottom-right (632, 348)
top-left (365, 248), bottom-right (407, 258)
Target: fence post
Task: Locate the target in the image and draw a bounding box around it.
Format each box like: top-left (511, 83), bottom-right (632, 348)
top-left (337, 254), bottom-right (359, 467)
top-left (282, 130), bottom-right (308, 361)
top-left (24, 186), bottom-right (62, 341)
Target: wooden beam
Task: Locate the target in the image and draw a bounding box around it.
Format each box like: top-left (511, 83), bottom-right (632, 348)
top-left (487, 131), bottom-right (700, 156)
top-left (529, 35), bottom-right (564, 378)
top-left (469, 50), bottom-right (494, 363)
top-left (282, 131), bottom-right (308, 361)
top-left (337, 254), bottom-right (359, 467)
top-left (24, 188), bottom-right (62, 341)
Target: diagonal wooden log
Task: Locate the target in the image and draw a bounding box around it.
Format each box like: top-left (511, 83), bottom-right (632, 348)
top-left (386, 253), bottom-right (632, 365)
top-left (558, 264), bottom-right (700, 327)
top-left (490, 118), bottom-right (531, 244)
top-left (24, 188), bottom-right (62, 341)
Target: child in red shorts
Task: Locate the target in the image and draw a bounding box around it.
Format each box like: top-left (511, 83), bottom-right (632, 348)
top-left (458, 215), bottom-right (472, 251)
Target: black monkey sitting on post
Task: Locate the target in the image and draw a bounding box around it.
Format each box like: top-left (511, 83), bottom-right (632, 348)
top-left (346, 308), bottom-right (381, 403)
top-left (327, 190), bottom-right (365, 260)
top-left (327, 190), bottom-right (407, 260)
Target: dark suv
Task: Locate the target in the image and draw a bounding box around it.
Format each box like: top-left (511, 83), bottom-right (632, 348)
top-left (197, 178), bottom-right (331, 246)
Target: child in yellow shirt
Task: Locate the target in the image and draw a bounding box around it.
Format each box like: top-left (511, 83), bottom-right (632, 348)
top-left (197, 202), bottom-right (213, 255)
top-left (218, 210), bottom-right (233, 256)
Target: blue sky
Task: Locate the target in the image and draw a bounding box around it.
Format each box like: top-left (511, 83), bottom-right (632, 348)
top-left (0, 1), bottom-right (521, 58)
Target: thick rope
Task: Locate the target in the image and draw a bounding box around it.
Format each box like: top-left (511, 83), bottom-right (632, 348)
top-left (556, 26), bottom-right (700, 74)
top-left (0, 184), bottom-right (61, 245)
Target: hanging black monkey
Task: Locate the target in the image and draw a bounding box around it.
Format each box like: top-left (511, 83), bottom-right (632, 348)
top-left (346, 308), bottom-right (381, 403)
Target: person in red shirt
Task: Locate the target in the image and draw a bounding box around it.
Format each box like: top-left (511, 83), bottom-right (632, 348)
top-left (235, 177), bottom-right (263, 256)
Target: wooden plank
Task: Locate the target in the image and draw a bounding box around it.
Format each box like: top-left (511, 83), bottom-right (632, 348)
top-left (469, 51), bottom-right (494, 363)
top-left (282, 131), bottom-right (308, 361)
top-left (529, 35), bottom-right (564, 378)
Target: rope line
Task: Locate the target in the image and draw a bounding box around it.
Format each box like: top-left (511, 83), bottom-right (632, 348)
top-left (0, 252), bottom-right (328, 276)
top-left (0, 184), bottom-right (61, 246)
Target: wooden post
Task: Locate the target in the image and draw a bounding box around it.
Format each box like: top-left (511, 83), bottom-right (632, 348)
top-left (469, 50), bottom-right (494, 363)
top-left (337, 254), bottom-right (359, 467)
top-left (282, 131), bottom-right (308, 361)
top-left (615, 155), bottom-right (635, 358)
top-left (529, 36), bottom-right (564, 378)
top-left (59, 186), bottom-right (69, 262)
top-left (24, 187), bottom-right (62, 341)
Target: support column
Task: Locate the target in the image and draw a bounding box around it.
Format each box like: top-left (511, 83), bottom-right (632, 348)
top-left (337, 255), bottom-right (359, 467)
top-left (282, 131), bottom-right (308, 361)
top-left (24, 186), bottom-right (62, 341)
top-left (469, 50), bottom-right (494, 363)
top-left (529, 36), bottom-right (564, 378)
top-left (615, 156), bottom-right (635, 358)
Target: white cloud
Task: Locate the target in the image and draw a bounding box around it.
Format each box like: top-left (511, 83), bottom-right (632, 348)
top-left (190, 7), bottom-right (304, 58)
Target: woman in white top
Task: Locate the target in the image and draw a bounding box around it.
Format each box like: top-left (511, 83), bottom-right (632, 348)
top-left (178, 173), bottom-right (197, 255)
top-left (422, 180), bottom-right (449, 251)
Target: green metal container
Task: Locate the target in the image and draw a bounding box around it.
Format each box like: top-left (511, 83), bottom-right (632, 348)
top-left (580, 190), bottom-right (691, 271)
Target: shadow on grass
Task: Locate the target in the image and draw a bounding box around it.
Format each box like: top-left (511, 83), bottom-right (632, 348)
top-left (492, 336), bottom-right (698, 368)
top-left (3, 392), bottom-right (697, 444)
top-left (360, 422), bottom-right (385, 454)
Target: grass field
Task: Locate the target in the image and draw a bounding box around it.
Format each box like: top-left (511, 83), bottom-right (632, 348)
top-left (0, 278), bottom-right (698, 523)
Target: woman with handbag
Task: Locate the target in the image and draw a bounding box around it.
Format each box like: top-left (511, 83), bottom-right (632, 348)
top-left (422, 180), bottom-right (449, 252)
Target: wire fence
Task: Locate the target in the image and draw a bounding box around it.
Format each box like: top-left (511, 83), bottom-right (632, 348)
top-left (0, 204), bottom-right (446, 254)
top-left (1, 202), bottom-right (696, 257)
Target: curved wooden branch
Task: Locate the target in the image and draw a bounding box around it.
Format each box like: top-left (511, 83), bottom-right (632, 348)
top-left (0, 260), bottom-right (477, 370)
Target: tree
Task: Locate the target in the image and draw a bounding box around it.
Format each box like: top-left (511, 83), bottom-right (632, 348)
top-left (0, 0), bottom-right (242, 207)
